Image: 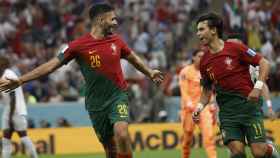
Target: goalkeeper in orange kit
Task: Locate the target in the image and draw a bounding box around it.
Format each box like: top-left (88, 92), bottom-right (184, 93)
top-left (179, 50), bottom-right (217, 158)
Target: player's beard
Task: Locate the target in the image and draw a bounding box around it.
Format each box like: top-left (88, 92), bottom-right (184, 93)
top-left (104, 24), bottom-right (118, 36)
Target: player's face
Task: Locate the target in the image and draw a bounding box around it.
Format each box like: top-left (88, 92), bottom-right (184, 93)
top-left (193, 51), bottom-right (204, 67)
top-left (101, 11), bottom-right (118, 35)
top-left (196, 21), bottom-right (213, 45)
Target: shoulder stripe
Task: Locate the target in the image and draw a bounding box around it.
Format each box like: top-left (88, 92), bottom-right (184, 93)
top-left (58, 44), bottom-right (69, 55)
top-left (246, 48), bottom-right (256, 57)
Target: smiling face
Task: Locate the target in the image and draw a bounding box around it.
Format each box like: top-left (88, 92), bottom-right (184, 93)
top-left (100, 11), bottom-right (118, 35)
top-left (196, 20), bottom-right (216, 45)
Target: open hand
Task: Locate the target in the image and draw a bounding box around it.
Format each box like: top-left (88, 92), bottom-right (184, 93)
top-left (150, 70), bottom-right (164, 86)
top-left (0, 78), bottom-right (21, 93)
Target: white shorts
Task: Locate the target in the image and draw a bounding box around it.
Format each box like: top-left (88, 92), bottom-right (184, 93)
top-left (2, 114), bottom-right (28, 131)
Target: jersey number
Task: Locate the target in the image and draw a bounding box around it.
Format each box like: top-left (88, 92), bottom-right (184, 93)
top-left (208, 71), bottom-right (218, 84)
top-left (209, 72), bottom-right (215, 81)
top-left (90, 55), bottom-right (101, 68)
top-left (206, 67), bottom-right (217, 84)
top-left (252, 122), bottom-right (263, 137)
top-left (117, 104), bottom-right (128, 116)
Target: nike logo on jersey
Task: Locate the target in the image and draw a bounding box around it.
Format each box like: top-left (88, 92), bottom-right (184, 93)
top-left (225, 57), bottom-right (234, 70)
top-left (89, 50), bottom-right (97, 54)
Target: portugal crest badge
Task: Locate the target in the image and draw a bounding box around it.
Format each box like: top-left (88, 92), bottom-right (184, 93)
top-left (111, 43), bottom-right (117, 55)
top-left (225, 57), bottom-right (233, 70)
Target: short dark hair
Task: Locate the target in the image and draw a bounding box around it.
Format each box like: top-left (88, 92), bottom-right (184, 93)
top-left (191, 49), bottom-right (203, 63)
top-left (196, 12), bottom-right (223, 38)
top-left (89, 3), bottom-right (114, 21)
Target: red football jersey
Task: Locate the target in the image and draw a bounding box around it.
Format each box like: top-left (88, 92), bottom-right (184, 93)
top-left (200, 41), bottom-right (262, 97)
top-left (58, 33), bottom-right (132, 91)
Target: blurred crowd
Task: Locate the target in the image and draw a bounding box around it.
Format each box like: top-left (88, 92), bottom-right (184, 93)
top-left (1, 0), bottom-right (280, 123)
top-left (223, 0), bottom-right (280, 92)
top-left (0, 0), bottom-right (209, 103)
top-left (221, 0), bottom-right (280, 120)
top-left (28, 117), bottom-right (72, 128)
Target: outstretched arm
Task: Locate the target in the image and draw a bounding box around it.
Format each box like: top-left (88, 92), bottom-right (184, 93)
top-left (0, 57), bottom-right (62, 92)
top-left (18, 57), bottom-right (62, 84)
top-left (125, 51), bottom-right (164, 85)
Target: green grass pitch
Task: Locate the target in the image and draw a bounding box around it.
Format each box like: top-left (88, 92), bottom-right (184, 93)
top-left (13, 147), bottom-right (269, 158)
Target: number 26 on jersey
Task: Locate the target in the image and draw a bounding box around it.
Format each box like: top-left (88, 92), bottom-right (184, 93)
top-left (90, 54), bottom-right (101, 68)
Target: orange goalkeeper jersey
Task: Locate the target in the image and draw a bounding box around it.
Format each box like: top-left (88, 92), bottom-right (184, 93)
top-left (179, 64), bottom-right (201, 107)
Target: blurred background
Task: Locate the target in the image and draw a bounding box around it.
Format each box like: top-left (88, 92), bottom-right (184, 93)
top-left (1, 0), bottom-right (280, 157)
top-left (0, 0), bottom-right (279, 128)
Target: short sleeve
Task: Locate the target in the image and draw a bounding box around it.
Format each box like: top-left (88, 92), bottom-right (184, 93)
top-left (1, 70), bottom-right (18, 93)
top-left (3, 70), bottom-right (18, 80)
top-left (118, 36), bottom-right (132, 58)
top-left (236, 42), bottom-right (262, 66)
top-left (57, 42), bottom-right (77, 65)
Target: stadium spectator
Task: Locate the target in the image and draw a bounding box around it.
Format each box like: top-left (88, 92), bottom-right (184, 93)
top-left (39, 120), bottom-right (51, 128)
top-left (56, 117), bottom-right (72, 127)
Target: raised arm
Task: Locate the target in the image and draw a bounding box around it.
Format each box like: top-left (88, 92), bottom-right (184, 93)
top-left (0, 57), bottom-right (62, 92)
top-left (124, 51), bottom-right (164, 85)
